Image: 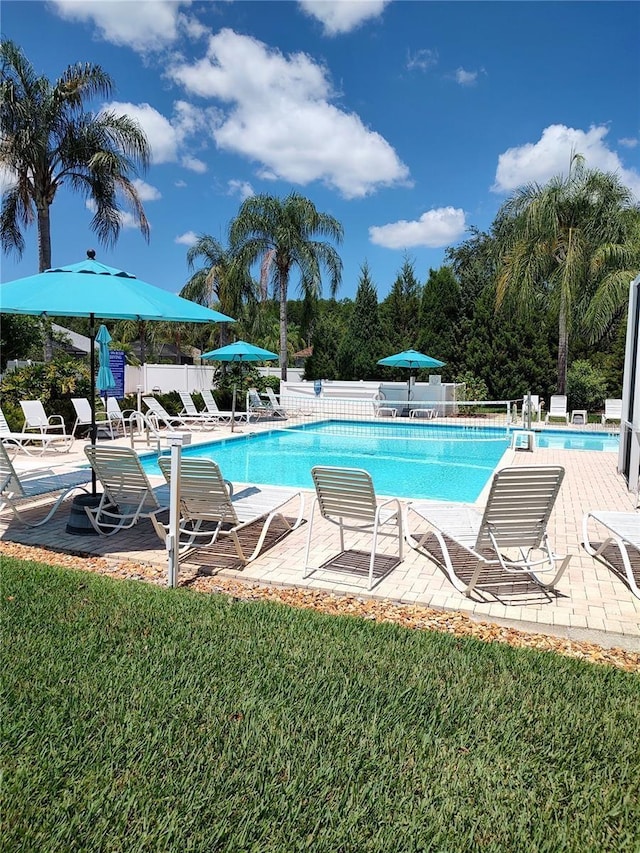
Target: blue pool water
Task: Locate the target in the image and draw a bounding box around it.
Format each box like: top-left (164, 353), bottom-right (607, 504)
top-left (140, 420), bottom-right (618, 503)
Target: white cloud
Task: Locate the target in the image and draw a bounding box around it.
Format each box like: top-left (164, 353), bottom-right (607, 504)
top-left (169, 29), bottom-right (409, 198)
top-left (619, 136), bottom-right (639, 149)
top-left (298, 0), bottom-right (390, 35)
top-left (175, 180), bottom-right (187, 188)
top-left (369, 207), bottom-right (466, 249)
top-left (175, 231), bottom-right (198, 246)
top-left (105, 100), bottom-right (215, 171)
top-left (181, 156), bottom-right (208, 173)
top-left (492, 124), bottom-right (640, 199)
top-left (132, 179), bottom-right (161, 202)
top-left (51, 0), bottom-right (191, 52)
top-left (406, 49), bottom-right (438, 72)
top-left (454, 68), bottom-right (478, 86)
top-left (228, 179), bottom-right (255, 201)
top-left (85, 199), bottom-right (143, 230)
top-left (0, 165), bottom-right (17, 196)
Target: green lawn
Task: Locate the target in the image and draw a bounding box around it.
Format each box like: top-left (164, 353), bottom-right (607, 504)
top-left (3, 557), bottom-right (639, 853)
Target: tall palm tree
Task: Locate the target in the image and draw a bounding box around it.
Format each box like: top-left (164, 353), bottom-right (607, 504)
top-left (229, 192), bottom-right (343, 380)
top-left (495, 156), bottom-right (639, 393)
top-left (0, 40), bottom-right (150, 273)
top-left (180, 235), bottom-right (254, 348)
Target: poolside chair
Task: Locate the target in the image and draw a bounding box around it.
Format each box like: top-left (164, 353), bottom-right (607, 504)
top-left (583, 511), bottom-right (640, 599)
top-left (372, 392), bottom-right (397, 419)
top-left (0, 407), bottom-right (72, 456)
top-left (545, 395), bottom-right (569, 425)
top-left (178, 391), bottom-right (220, 427)
top-left (152, 456), bottom-right (304, 564)
top-left (20, 400), bottom-right (74, 450)
top-left (405, 466), bottom-right (570, 597)
top-left (247, 389), bottom-right (275, 422)
top-left (142, 397), bottom-right (205, 431)
top-left (601, 399), bottom-right (623, 426)
top-left (71, 398), bottom-right (117, 439)
top-left (83, 445), bottom-right (170, 535)
top-left (303, 466), bottom-right (403, 590)
top-left (0, 442), bottom-right (90, 526)
top-left (106, 397), bottom-right (138, 436)
top-left (264, 387), bottom-right (288, 418)
top-left (200, 389), bottom-right (247, 424)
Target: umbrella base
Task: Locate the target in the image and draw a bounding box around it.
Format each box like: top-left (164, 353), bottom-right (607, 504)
top-left (66, 493), bottom-right (112, 536)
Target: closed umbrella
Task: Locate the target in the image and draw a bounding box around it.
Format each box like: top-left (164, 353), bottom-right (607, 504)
top-left (377, 348), bottom-right (445, 402)
top-left (201, 340), bottom-right (279, 432)
top-left (96, 324), bottom-right (116, 396)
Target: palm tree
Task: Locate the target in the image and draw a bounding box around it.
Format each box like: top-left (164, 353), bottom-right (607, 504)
top-left (495, 156), bottom-right (639, 394)
top-left (229, 192), bottom-right (343, 380)
top-left (180, 235), bottom-right (254, 347)
top-left (0, 40), bottom-right (151, 273)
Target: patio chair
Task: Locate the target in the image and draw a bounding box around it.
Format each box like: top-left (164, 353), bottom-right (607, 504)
top-left (545, 395), bottom-right (569, 425)
top-left (106, 397), bottom-right (138, 436)
top-left (200, 389), bottom-right (247, 424)
top-left (303, 466), bottom-right (403, 590)
top-left (247, 389), bottom-right (275, 422)
top-left (0, 442), bottom-right (90, 526)
top-left (71, 398), bottom-right (116, 439)
top-left (20, 400), bottom-right (74, 450)
top-left (0, 407), bottom-right (72, 456)
top-left (152, 456), bottom-right (304, 563)
top-left (372, 392), bottom-right (397, 419)
top-left (142, 397), bottom-right (205, 431)
top-left (264, 387), bottom-right (288, 418)
top-left (83, 445), bottom-right (170, 535)
top-left (178, 391), bottom-right (219, 427)
top-left (583, 511), bottom-right (640, 599)
top-left (405, 466), bottom-right (570, 597)
top-left (601, 399), bottom-right (623, 426)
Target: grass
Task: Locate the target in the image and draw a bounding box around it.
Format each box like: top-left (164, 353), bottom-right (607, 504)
top-left (3, 557), bottom-right (640, 853)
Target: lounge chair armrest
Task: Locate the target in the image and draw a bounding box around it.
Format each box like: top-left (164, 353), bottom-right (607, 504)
top-left (46, 414), bottom-right (66, 427)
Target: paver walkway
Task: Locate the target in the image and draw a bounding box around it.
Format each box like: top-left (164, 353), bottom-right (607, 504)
top-left (1, 422), bottom-right (638, 651)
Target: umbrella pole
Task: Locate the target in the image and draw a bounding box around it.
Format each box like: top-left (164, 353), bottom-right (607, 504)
top-left (89, 313), bottom-right (97, 494)
top-left (231, 385), bottom-right (236, 433)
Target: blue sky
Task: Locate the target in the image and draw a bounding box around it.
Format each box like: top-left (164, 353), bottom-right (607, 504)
top-left (2, 0), bottom-right (639, 301)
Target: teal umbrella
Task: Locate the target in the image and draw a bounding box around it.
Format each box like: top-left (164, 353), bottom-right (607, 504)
top-left (1, 251), bottom-right (235, 492)
top-left (377, 349), bottom-right (445, 402)
top-left (96, 324), bottom-right (116, 394)
top-left (201, 340), bottom-right (279, 431)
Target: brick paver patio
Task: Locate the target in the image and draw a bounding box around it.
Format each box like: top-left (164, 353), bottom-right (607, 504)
top-left (2, 419), bottom-right (638, 650)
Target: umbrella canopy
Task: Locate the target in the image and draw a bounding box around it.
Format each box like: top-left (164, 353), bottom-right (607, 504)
top-left (96, 324), bottom-right (116, 394)
top-left (377, 349), bottom-right (446, 403)
top-left (0, 252), bottom-right (234, 488)
top-left (377, 349), bottom-right (445, 370)
top-left (201, 340), bottom-right (278, 432)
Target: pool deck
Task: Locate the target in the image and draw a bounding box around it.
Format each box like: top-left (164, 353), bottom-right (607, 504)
top-left (2, 416), bottom-right (638, 652)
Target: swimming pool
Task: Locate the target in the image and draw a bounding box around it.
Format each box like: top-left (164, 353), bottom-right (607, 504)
top-left (140, 420), bottom-right (618, 502)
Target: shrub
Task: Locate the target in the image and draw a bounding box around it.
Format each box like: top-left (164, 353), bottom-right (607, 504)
top-left (0, 358), bottom-right (92, 430)
top-left (566, 360), bottom-right (607, 411)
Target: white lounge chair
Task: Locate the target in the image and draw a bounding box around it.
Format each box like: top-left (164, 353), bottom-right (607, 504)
top-left (247, 389), bottom-right (275, 422)
top-left (601, 399), bottom-right (622, 426)
top-left (152, 456), bottom-right (304, 564)
top-left (583, 511), bottom-right (640, 599)
top-left (264, 387), bottom-right (288, 418)
top-left (83, 445), bottom-right (170, 535)
top-left (200, 389), bottom-right (246, 424)
top-left (178, 391), bottom-right (220, 427)
top-left (405, 465), bottom-right (570, 597)
top-left (0, 407), bottom-right (71, 456)
top-left (105, 397), bottom-right (138, 436)
top-left (372, 392), bottom-right (397, 419)
top-left (142, 397), bottom-right (205, 431)
top-left (303, 466), bottom-right (403, 590)
top-left (71, 398), bottom-right (116, 439)
top-left (0, 442), bottom-right (90, 526)
top-left (20, 400), bottom-right (74, 450)
top-left (545, 395), bottom-right (569, 425)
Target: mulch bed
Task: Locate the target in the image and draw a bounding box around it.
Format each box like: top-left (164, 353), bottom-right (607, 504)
top-left (2, 540), bottom-right (638, 673)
